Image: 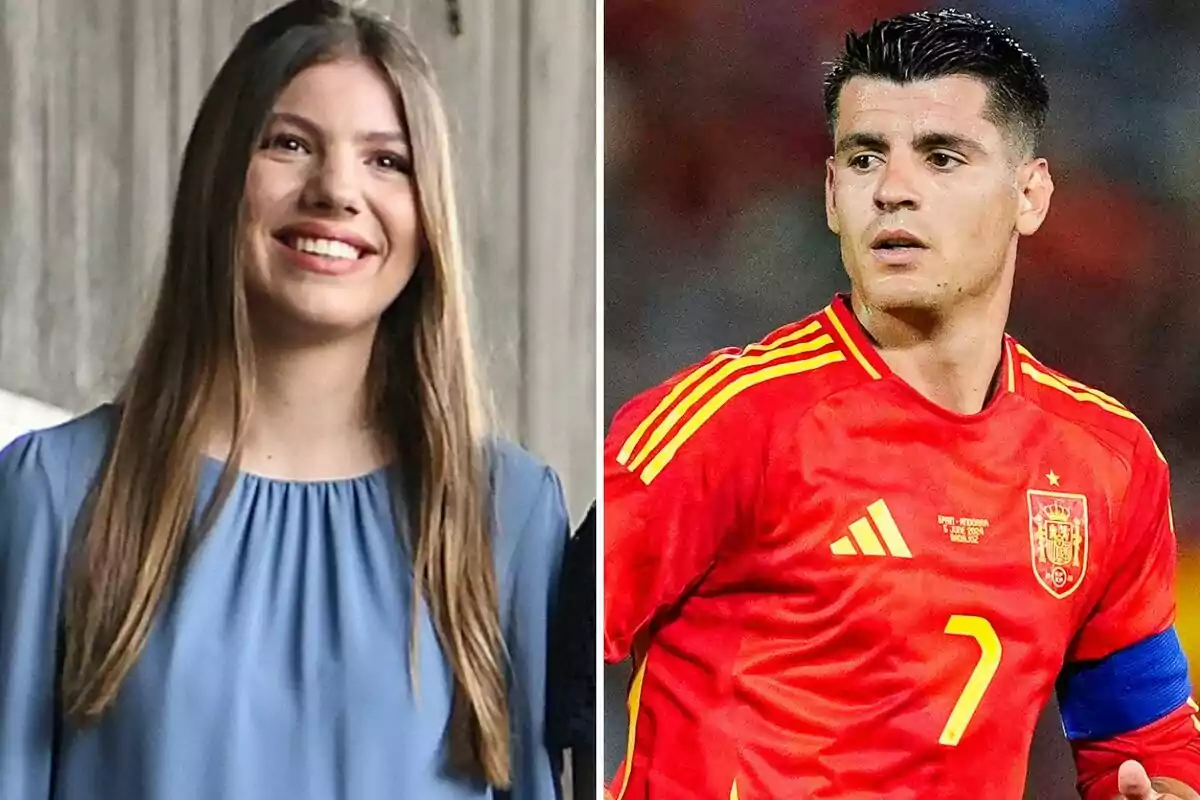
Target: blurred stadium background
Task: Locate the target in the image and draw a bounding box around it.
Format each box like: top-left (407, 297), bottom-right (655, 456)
top-left (603, 0), bottom-right (1200, 796)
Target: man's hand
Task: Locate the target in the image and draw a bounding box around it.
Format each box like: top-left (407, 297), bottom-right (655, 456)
top-left (1116, 759), bottom-right (1200, 800)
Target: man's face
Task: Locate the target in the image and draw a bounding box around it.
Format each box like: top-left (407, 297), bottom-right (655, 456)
top-left (825, 75), bottom-right (1052, 315)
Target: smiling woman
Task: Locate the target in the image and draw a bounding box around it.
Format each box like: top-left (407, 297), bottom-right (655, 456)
top-left (0, 2), bottom-right (569, 800)
top-left (245, 60), bottom-right (421, 332)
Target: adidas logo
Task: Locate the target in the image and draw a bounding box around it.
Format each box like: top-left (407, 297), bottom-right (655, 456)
top-left (830, 500), bottom-right (912, 558)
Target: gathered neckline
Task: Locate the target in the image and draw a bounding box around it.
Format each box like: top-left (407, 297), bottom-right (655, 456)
top-left (198, 454), bottom-right (394, 487)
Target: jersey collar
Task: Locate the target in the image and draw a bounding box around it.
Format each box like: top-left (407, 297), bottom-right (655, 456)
top-left (824, 293), bottom-right (1021, 398)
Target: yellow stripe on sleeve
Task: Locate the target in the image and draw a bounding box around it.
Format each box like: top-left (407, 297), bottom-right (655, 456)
top-left (616, 321), bottom-right (823, 466)
top-left (625, 332), bottom-right (833, 473)
top-left (1020, 362), bottom-right (1135, 420)
top-left (1020, 361), bottom-right (1166, 463)
top-left (615, 655), bottom-right (650, 800)
top-left (1015, 343), bottom-right (1127, 408)
top-left (1004, 339), bottom-right (1016, 392)
top-left (639, 350), bottom-right (845, 484)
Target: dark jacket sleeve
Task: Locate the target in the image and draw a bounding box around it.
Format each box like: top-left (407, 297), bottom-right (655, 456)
top-left (546, 502), bottom-right (597, 755)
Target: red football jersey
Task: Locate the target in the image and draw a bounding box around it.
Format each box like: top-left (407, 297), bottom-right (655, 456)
top-left (604, 295), bottom-right (1181, 799)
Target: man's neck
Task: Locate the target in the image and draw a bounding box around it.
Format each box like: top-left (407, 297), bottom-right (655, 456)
top-left (851, 285), bottom-right (1011, 416)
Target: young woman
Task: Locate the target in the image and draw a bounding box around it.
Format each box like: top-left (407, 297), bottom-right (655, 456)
top-left (0, 2), bottom-right (568, 798)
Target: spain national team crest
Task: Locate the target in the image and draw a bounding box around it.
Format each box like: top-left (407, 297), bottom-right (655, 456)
top-left (1027, 490), bottom-right (1089, 599)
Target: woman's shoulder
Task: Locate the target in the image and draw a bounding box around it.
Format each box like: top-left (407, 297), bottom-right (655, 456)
top-left (0, 405), bottom-right (114, 572)
top-left (485, 437), bottom-right (569, 561)
top-left (487, 437), bottom-right (561, 514)
top-left (1, 403), bottom-right (115, 471)
top-left (487, 436), bottom-right (550, 479)
top-left (0, 404), bottom-right (115, 517)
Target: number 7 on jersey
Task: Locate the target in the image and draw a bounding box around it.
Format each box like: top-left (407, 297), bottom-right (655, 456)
top-left (939, 615), bottom-right (1002, 746)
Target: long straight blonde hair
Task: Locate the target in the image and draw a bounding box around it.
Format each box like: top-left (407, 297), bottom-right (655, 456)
top-left (60, 0), bottom-right (512, 786)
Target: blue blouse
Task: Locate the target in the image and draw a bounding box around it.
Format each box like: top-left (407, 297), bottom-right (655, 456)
top-left (0, 406), bottom-right (568, 800)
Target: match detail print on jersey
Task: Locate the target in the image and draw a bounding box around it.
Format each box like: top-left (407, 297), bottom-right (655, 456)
top-left (830, 499), bottom-right (912, 558)
top-left (615, 319), bottom-right (846, 484)
top-left (939, 514), bottom-right (991, 544)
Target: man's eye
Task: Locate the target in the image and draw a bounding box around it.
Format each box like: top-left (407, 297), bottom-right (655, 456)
top-left (929, 152), bottom-right (959, 168)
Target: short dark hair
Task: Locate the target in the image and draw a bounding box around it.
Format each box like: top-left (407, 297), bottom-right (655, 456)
top-left (823, 9), bottom-right (1049, 155)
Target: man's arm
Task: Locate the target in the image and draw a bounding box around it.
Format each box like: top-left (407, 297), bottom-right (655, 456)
top-left (1061, 434), bottom-right (1200, 798)
top-left (1065, 629), bottom-right (1200, 798)
top-left (603, 361), bottom-right (760, 663)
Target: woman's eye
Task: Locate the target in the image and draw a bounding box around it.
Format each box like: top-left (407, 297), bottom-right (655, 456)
top-left (264, 133), bottom-right (309, 153)
top-left (373, 151), bottom-right (413, 174)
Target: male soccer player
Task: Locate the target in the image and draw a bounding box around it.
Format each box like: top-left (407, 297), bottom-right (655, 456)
top-left (604, 10), bottom-right (1200, 800)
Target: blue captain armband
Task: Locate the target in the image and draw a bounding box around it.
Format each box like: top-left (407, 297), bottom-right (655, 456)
top-left (1057, 626), bottom-right (1192, 741)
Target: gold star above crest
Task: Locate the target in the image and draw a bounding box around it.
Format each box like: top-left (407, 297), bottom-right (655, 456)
top-left (1046, 470), bottom-right (1060, 487)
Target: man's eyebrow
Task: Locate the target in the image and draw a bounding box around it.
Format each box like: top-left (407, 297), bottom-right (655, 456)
top-left (912, 131), bottom-right (986, 156)
top-left (834, 132), bottom-right (888, 158)
top-left (833, 131), bottom-right (988, 159)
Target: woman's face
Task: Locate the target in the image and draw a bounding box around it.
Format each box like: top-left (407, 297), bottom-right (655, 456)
top-left (241, 57), bottom-right (422, 341)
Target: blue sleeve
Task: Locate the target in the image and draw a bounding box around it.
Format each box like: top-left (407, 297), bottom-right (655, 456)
top-left (0, 432), bottom-right (68, 798)
top-left (498, 466), bottom-right (569, 800)
top-left (1057, 626), bottom-right (1192, 741)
